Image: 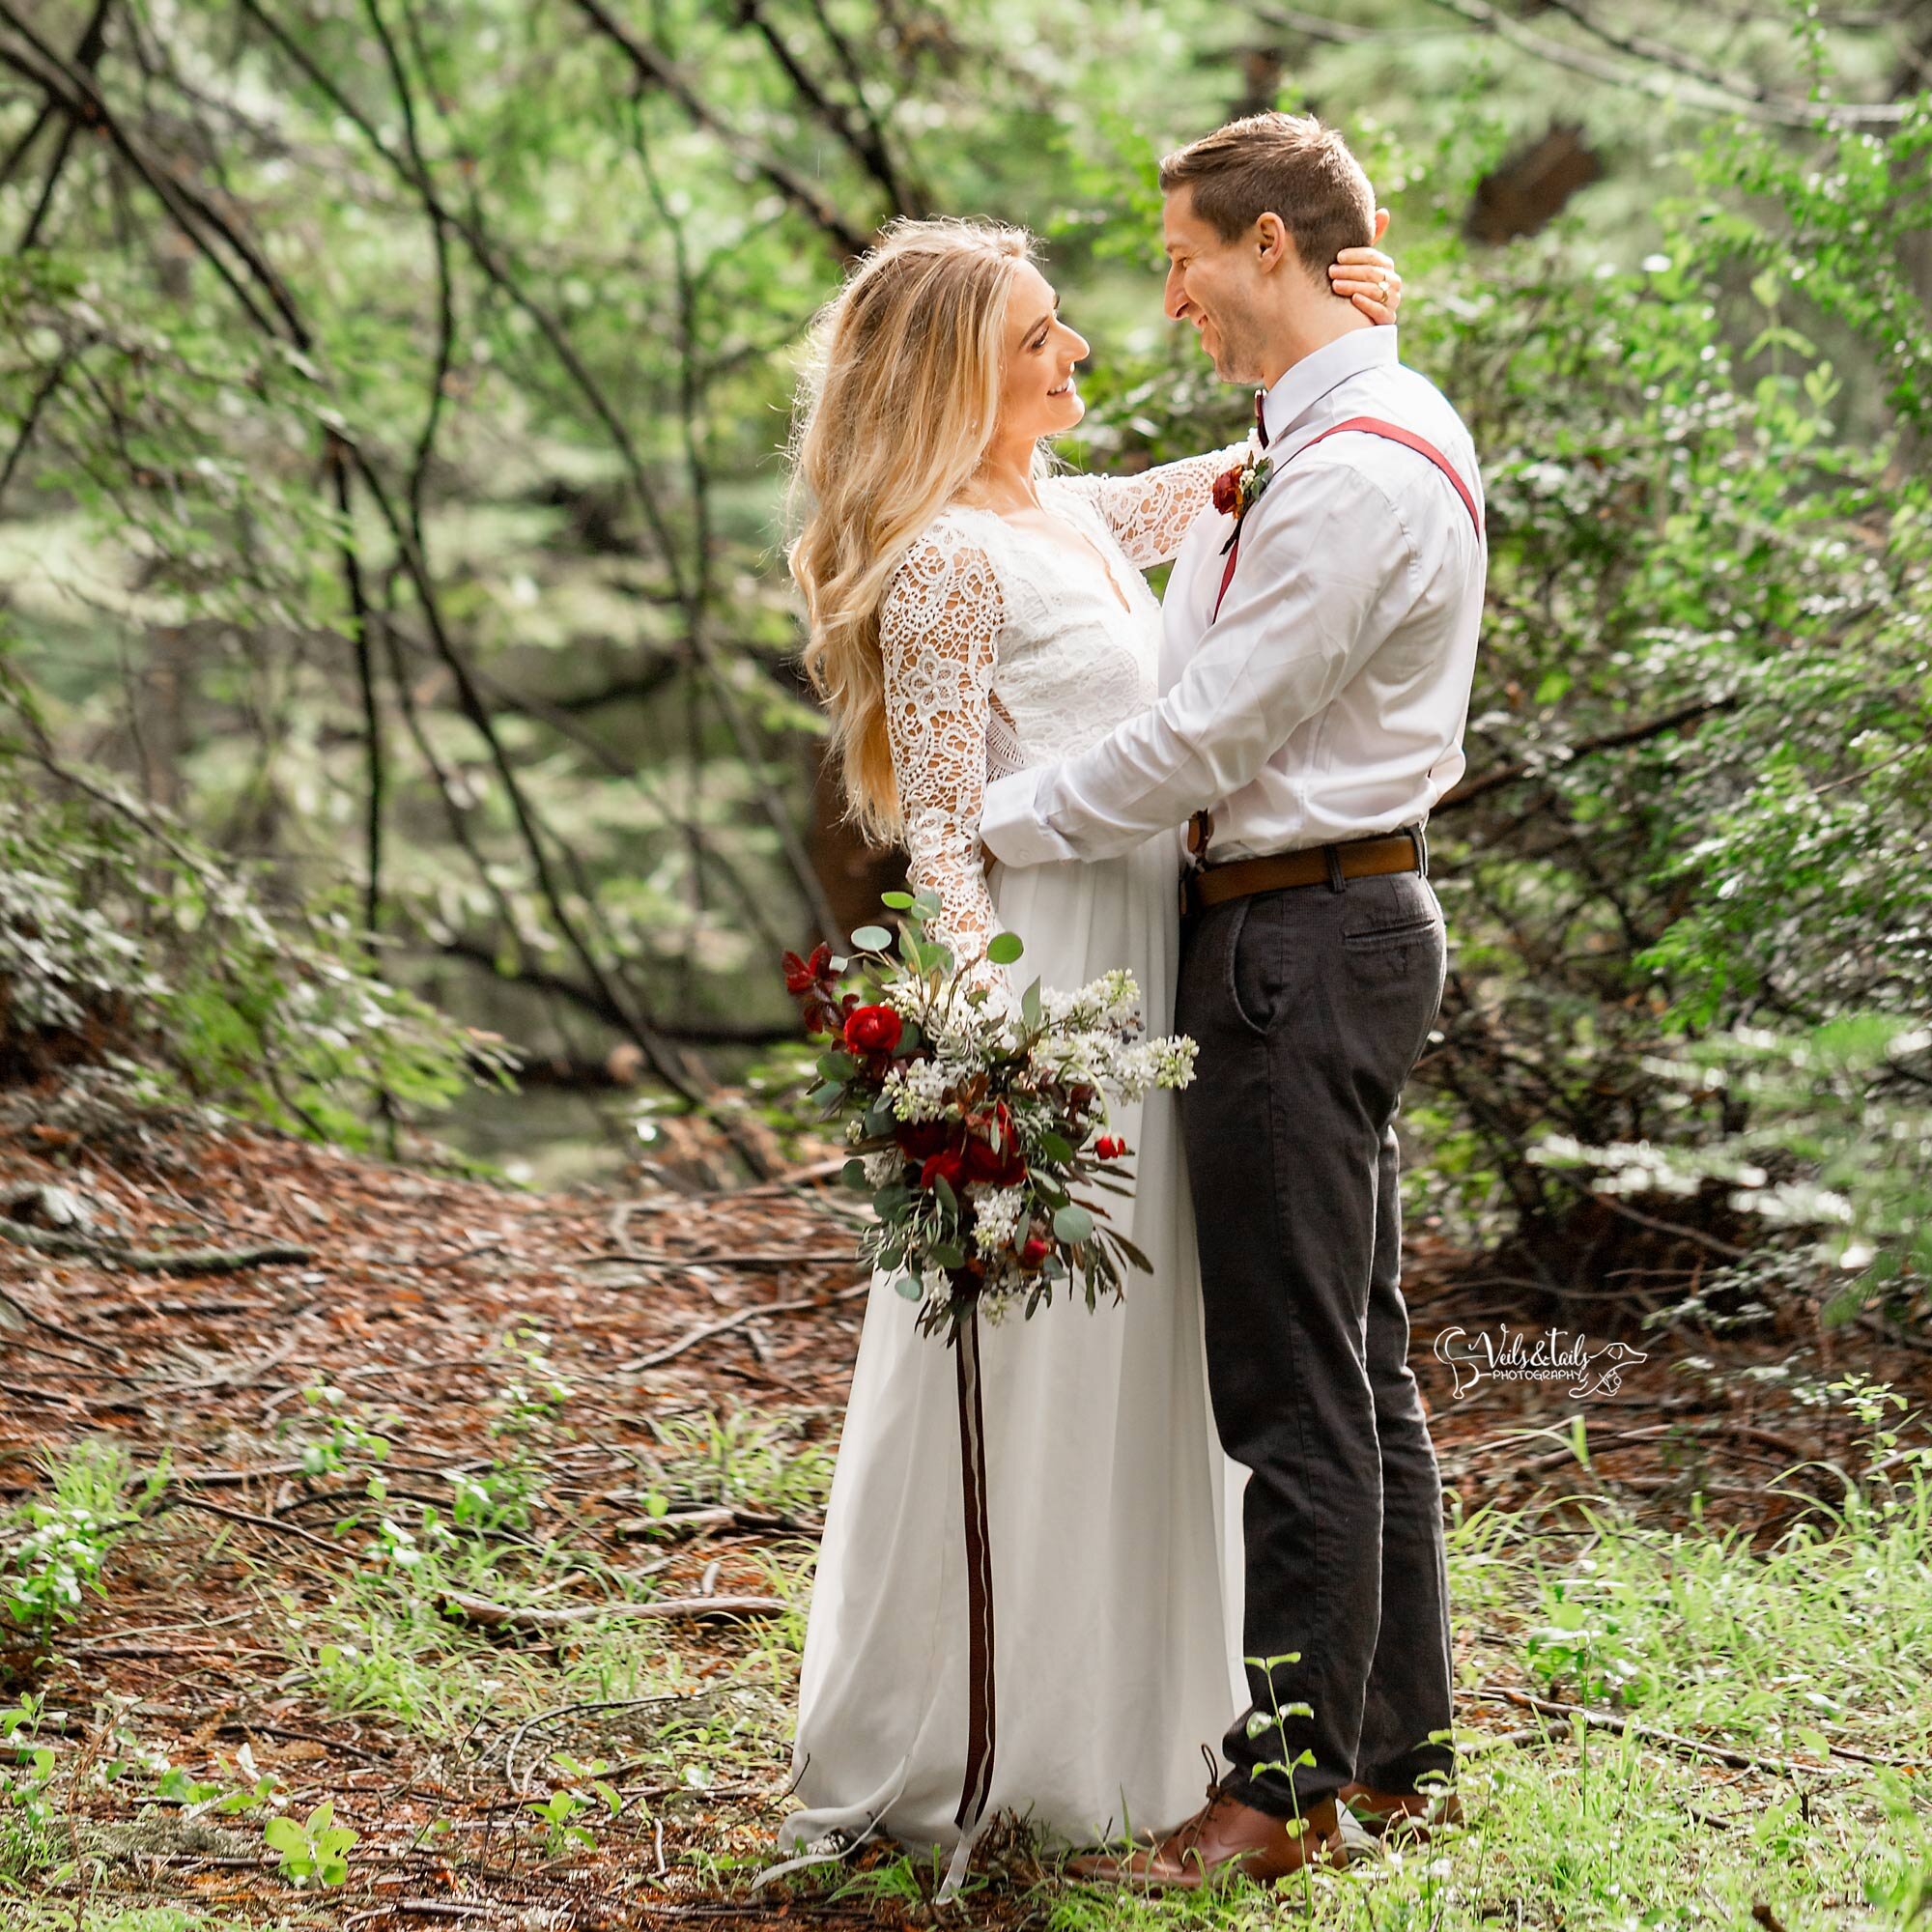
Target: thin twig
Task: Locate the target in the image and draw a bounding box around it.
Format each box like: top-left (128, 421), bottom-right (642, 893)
top-left (439, 1589), bottom-right (788, 1633)
top-left (583, 1252), bottom-right (861, 1270)
top-left (0, 1221), bottom-right (312, 1274)
top-left (0, 1282), bottom-right (125, 1357)
top-left (497, 1687), bottom-right (735, 1799)
top-left (1475, 1683), bottom-right (1910, 1774)
top-left (168, 1496), bottom-right (352, 1559)
top-left (613, 1282), bottom-right (869, 1372)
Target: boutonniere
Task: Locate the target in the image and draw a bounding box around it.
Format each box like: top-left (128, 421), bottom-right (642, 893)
top-left (1211, 436), bottom-right (1275, 554)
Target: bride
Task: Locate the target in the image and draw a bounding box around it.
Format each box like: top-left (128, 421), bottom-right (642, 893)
top-left (776, 216), bottom-right (1401, 1866)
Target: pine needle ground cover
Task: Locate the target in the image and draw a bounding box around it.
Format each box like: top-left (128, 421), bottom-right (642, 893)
top-left (3, 1111), bottom-right (1929, 1931)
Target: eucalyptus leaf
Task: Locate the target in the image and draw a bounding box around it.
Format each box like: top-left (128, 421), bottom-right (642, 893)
top-left (1053, 1203), bottom-right (1094, 1245)
top-left (1021, 979), bottom-right (1044, 1030)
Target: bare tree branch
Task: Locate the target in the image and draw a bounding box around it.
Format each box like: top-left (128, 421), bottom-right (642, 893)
top-left (1435, 696), bottom-right (1740, 814)
top-left (565, 0), bottom-right (871, 256)
top-left (1420, 0), bottom-right (1912, 128)
top-left (0, 10), bottom-right (710, 1103)
top-left (13, 0), bottom-right (111, 248)
top-left (730, 0), bottom-right (920, 217)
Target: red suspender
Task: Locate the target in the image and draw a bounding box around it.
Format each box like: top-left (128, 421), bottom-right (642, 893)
top-left (1211, 414), bottom-right (1483, 622)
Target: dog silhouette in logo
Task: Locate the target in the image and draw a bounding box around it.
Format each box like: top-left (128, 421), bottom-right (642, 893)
top-left (1572, 1340), bottom-right (1646, 1400)
top-left (1432, 1324), bottom-right (1486, 1401)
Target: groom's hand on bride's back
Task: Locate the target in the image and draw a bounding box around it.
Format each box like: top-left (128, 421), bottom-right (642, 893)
top-left (1327, 207), bottom-right (1402, 326)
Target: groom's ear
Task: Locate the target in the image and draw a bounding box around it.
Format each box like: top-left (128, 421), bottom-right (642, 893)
top-left (1373, 207), bottom-right (1391, 243)
top-left (1254, 211), bottom-right (1294, 275)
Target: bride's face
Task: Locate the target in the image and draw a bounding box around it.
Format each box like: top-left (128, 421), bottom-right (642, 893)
top-left (995, 262), bottom-right (1090, 445)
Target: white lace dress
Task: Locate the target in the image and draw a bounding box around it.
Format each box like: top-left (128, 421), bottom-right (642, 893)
top-left (781, 448), bottom-right (1251, 1862)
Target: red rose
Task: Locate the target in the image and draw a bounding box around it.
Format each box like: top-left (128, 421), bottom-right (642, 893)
top-left (896, 1120), bottom-right (955, 1161)
top-left (842, 1004), bottom-right (904, 1055)
top-left (1212, 465), bottom-right (1243, 517)
top-left (1020, 1236), bottom-right (1050, 1268)
top-left (1095, 1136), bottom-right (1127, 1161)
top-left (962, 1102), bottom-right (1029, 1187)
top-left (781, 943), bottom-right (833, 995)
top-left (920, 1147), bottom-right (969, 1193)
top-left (965, 1142), bottom-right (1029, 1187)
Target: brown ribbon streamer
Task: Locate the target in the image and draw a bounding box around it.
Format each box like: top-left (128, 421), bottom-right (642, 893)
top-left (952, 1304), bottom-right (996, 1837)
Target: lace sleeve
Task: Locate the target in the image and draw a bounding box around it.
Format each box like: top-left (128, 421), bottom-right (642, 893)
top-left (1054, 442), bottom-right (1251, 567)
top-left (879, 527), bottom-right (1005, 969)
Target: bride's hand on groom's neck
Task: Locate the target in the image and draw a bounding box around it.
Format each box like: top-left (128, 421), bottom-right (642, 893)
top-left (1328, 207), bottom-right (1402, 327)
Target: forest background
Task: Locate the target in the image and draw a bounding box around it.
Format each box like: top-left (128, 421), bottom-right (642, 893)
top-left (6, 0), bottom-right (1930, 1321)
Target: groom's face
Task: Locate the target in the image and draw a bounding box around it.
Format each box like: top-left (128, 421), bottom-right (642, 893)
top-left (1162, 185), bottom-right (1276, 385)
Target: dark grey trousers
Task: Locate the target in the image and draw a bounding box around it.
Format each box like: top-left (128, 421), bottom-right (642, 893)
top-left (1176, 867), bottom-right (1455, 1815)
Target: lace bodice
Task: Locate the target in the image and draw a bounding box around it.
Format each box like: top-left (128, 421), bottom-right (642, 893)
top-left (878, 446), bottom-right (1243, 960)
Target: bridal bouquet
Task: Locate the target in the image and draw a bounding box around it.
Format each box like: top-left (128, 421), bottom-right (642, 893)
top-left (782, 891), bottom-right (1197, 1343)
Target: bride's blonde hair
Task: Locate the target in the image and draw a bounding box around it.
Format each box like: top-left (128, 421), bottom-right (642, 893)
top-left (787, 216), bottom-right (1041, 841)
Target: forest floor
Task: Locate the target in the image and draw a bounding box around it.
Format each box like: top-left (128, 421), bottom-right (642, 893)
top-left (2, 1101), bottom-right (1930, 1932)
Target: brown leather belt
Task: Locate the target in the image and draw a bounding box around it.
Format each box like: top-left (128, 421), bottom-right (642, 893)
top-left (1185, 828), bottom-right (1428, 918)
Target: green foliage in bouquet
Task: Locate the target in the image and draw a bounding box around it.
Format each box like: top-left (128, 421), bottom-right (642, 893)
top-left (782, 892), bottom-right (1194, 1342)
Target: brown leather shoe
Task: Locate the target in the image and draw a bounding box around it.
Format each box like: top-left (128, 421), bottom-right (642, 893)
top-left (1070, 1787), bottom-right (1345, 1890)
top-left (1337, 1782), bottom-right (1463, 1844)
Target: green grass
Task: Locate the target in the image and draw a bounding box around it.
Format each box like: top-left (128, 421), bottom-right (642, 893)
top-left (259, 1405), bottom-right (822, 1794)
top-left (3, 1436), bottom-right (166, 1639)
top-left (639, 1408), bottom-right (838, 1520)
top-left (763, 1421), bottom-right (1932, 1927)
top-left (15, 1397), bottom-right (1931, 1926)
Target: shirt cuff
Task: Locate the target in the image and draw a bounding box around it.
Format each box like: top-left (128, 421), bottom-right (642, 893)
top-left (979, 768), bottom-right (1081, 868)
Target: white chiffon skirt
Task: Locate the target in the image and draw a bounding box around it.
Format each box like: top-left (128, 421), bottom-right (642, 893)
top-left (779, 834), bottom-right (1247, 1860)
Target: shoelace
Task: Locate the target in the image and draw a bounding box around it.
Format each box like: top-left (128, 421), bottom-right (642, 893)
top-left (1156, 1745), bottom-right (1242, 1868)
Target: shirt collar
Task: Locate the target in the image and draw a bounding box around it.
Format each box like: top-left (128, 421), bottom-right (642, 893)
top-left (1261, 327), bottom-right (1398, 447)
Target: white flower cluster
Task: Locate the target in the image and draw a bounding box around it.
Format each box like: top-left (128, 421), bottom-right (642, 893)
top-left (882, 1056), bottom-right (965, 1122)
top-left (4, 1501), bottom-right (106, 1620)
top-left (1039, 969), bottom-right (1144, 1035)
top-left (863, 1149), bottom-right (904, 1186)
top-left (969, 1183), bottom-right (1028, 1257)
top-left (1113, 1034), bottom-right (1199, 1097)
top-left (1031, 1027), bottom-right (1197, 1101)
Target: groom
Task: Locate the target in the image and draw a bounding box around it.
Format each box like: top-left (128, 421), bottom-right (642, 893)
top-left (980, 110), bottom-right (1484, 1886)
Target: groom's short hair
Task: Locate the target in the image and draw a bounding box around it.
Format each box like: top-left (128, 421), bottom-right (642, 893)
top-left (1159, 112), bottom-right (1374, 278)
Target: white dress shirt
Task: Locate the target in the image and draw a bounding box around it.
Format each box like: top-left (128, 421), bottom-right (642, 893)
top-left (978, 328), bottom-right (1485, 869)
